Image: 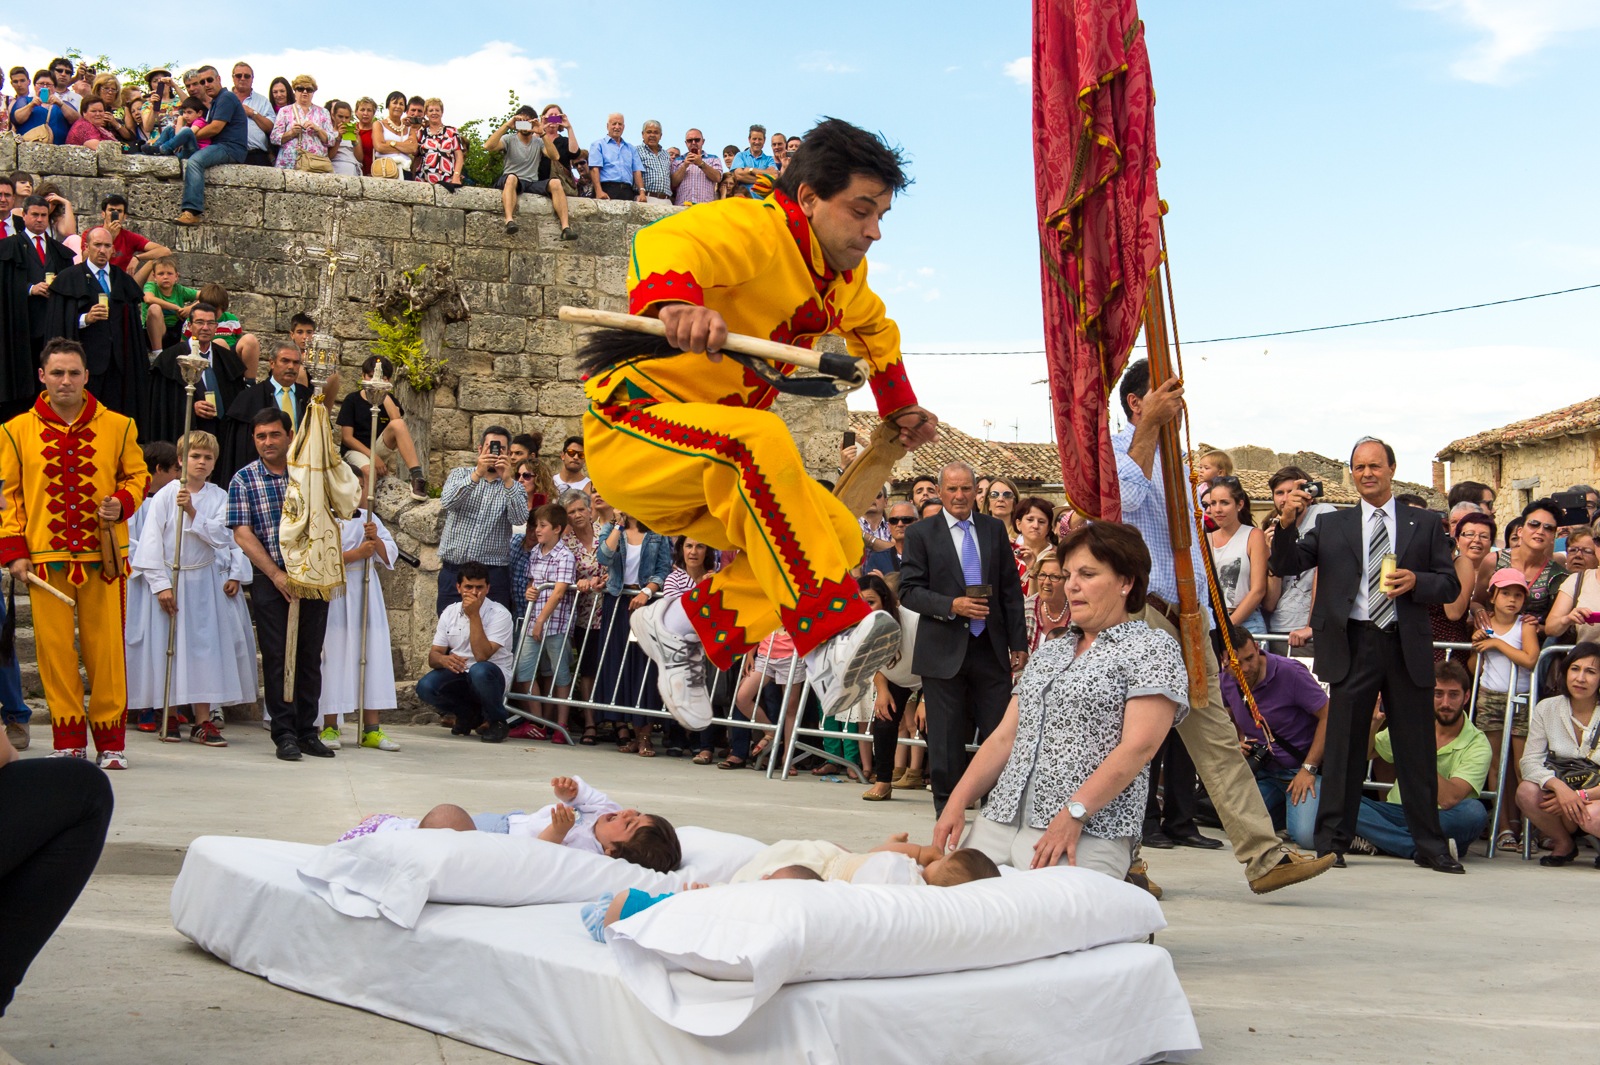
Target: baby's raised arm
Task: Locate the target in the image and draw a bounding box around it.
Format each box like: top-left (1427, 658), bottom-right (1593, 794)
top-left (552, 775), bottom-right (619, 816)
top-left (869, 832), bottom-right (942, 866)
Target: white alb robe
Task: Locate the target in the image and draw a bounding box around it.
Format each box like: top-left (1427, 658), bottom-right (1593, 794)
top-left (124, 500), bottom-right (163, 710)
top-left (318, 510), bottom-right (398, 716)
top-left (128, 481), bottom-right (258, 707)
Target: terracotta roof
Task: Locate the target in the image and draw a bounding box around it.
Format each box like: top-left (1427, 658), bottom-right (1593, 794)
top-left (1437, 394), bottom-right (1600, 459)
top-left (848, 412), bottom-right (1062, 486)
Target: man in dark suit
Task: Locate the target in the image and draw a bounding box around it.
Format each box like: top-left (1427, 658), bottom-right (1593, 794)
top-left (1271, 436), bottom-right (1463, 873)
top-left (43, 226), bottom-right (147, 428)
top-left (0, 197), bottom-right (77, 420)
top-left (864, 499), bottom-right (916, 577)
top-left (899, 460), bottom-right (1027, 815)
top-left (147, 303), bottom-right (251, 463)
top-left (221, 341), bottom-right (311, 484)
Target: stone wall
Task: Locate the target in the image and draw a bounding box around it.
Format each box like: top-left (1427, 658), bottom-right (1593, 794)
top-left (7, 137), bottom-right (848, 697)
top-left (1445, 434), bottom-right (1600, 512)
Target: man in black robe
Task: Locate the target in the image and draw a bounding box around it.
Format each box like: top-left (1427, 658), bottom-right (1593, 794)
top-left (44, 226), bottom-right (149, 433)
top-left (0, 196), bottom-right (76, 421)
top-left (148, 304), bottom-right (250, 477)
top-left (220, 340), bottom-right (311, 485)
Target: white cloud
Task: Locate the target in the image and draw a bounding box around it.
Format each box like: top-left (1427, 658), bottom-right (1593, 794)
top-left (922, 288), bottom-right (942, 302)
top-left (1416, 0), bottom-right (1600, 83)
top-left (916, 266), bottom-right (935, 277)
top-left (1003, 57), bottom-right (1030, 86)
top-left (798, 52), bottom-right (857, 75)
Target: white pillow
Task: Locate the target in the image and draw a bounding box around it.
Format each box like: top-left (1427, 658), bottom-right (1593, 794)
top-left (607, 866), bottom-right (1165, 1037)
top-left (297, 825), bottom-right (765, 929)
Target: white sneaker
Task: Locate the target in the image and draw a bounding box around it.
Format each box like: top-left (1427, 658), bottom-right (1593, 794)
top-left (629, 597), bottom-right (713, 731)
top-left (319, 726), bottom-right (343, 750)
top-left (96, 749), bottom-right (128, 770)
top-left (210, 707), bottom-right (226, 729)
top-left (48, 747), bottom-right (87, 759)
top-left (806, 611), bottom-right (903, 719)
top-left (1447, 837), bottom-right (1460, 863)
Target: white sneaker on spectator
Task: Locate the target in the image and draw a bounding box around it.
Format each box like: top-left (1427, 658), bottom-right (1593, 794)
top-left (806, 611), bottom-right (902, 719)
top-left (1346, 835), bottom-right (1378, 856)
top-left (630, 597), bottom-right (713, 730)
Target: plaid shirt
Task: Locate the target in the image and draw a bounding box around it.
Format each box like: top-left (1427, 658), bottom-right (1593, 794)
top-left (1111, 425), bottom-right (1213, 624)
top-left (511, 535), bottom-right (576, 633)
top-left (672, 153), bottom-right (724, 206)
top-left (438, 465), bottom-right (527, 566)
top-left (226, 460), bottom-right (289, 569)
top-left (637, 143), bottom-right (674, 196)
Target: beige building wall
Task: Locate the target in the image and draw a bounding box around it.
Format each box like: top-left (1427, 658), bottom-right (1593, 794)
top-left (1446, 432), bottom-right (1600, 509)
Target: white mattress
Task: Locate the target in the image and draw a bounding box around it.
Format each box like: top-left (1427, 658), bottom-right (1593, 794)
top-left (172, 836), bottom-right (1200, 1065)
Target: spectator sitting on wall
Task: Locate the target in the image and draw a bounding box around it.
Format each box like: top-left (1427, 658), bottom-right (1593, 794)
top-left (414, 98), bottom-right (465, 187)
top-left (730, 124), bottom-right (777, 198)
top-left (485, 105), bottom-right (578, 241)
top-left (176, 65), bottom-right (248, 226)
top-left (336, 355), bottom-right (428, 501)
top-left (671, 127), bottom-right (723, 207)
top-left (64, 96), bottom-right (115, 149)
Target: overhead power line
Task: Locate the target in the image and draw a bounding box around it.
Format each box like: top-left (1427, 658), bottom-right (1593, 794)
top-left (901, 281), bottom-right (1600, 357)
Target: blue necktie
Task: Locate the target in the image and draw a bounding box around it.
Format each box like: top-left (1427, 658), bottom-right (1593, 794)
top-left (96, 268), bottom-right (109, 292)
top-left (958, 519), bottom-right (985, 636)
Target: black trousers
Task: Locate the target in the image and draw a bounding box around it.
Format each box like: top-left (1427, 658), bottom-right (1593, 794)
top-left (870, 681), bottom-right (916, 783)
top-left (921, 633), bottom-right (1012, 815)
top-left (0, 757), bottom-right (113, 1014)
top-left (248, 571), bottom-right (329, 745)
top-left (600, 181), bottom-right (637, 200)
top-left (244, 148), bottom-right (273, 167)
top-left (1318, 622), bottom-right (1445, 857)
top-left (1144, 727), bottom-right (1199, 835)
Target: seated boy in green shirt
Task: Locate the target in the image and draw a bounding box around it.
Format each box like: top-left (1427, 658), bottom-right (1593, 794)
top-left (143, 254), bottom-right (197, 355)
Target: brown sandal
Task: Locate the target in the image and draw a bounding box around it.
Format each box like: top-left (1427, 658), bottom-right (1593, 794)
top-left (692, 750), bottom-right (713, 765)
top-left (637, 742), bottom-right (657, 757)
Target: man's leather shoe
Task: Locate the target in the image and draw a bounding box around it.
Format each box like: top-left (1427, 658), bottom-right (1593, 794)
top-left (1169, 831), bottom-right (1225, 850)
top-left (480, 720), bottom-right (510, 744)
top-left (298, 735), bottom-right (337, 758)
top-left (275, 740), bottom-right (302, 761)
top-left (1141, 829), bottom-right (1175, 849)
top-left (1414, 851), bottom-right (1465, 874)
top-left (1317, 849), bottom-right (1346, 868)
top-left (1249, 850), bottom-right (1337, 894)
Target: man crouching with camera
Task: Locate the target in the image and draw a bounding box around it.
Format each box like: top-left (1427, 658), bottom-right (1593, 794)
top-left (1218, 622), bottom-right (1329, 853)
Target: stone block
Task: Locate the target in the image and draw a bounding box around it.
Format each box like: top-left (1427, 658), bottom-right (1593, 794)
top-left (551, 255), bottom-right (596, 289)
top-left (397, 499), bottom-right (444, 543)
top-left (18, 142), bottom-right (98, 177)
top-left (57, 176), bottom-right (122, 216)
top-left (467, 313), bottom-right (525, 353)
top-left (508, 252), bottom-right (554, 287)
top-left (343, 199), bottom-right (413, 240)
top-left (264, 193), bottom-right (335, 233)
top-left (458, 374), bottom-right (536, 412)
top-left (594, 293), bottom-right (628, 313)
top-left (373, 477), bottom-right (421, 522)
top-left (254, 262), bottom-right (311, 298)
top-left (595, 256), bottom-right (628, 297)
top-left (207, 165), bottom-right (285, 190)
top-left (480, 282), bottom-right (542, 318)
top-left (283, 170), bottom-right (365, 198)
top-left (574, 220), bottom-right (626, 257)
top-left (463, 210), bottom-right (517, 248)
top-left (413, 205), bottom-right (464, 243)
top-left (434, 184), bottom-right (502, 212)
top-left (125, 182), bottom-right (181, 219)
top-left (547, 285), bottom-right (597, 311)
top-left (111, 153), bottom-right (182, 179)
top-left (525, 319), bottom-right (575, 358)
top-left (538, 382), bottom-right (587, 417)
top-left (363, 179), bottom-right (437, 205)
top-left (0, 135), bottom-right (15, 171)
top-left (431, 407), bottom-right (472, 450)
top-left (220, 226), bottom-right (297, 264)
top-left (453, 246), bottom-right (508, 282)
top-left (492, 353), bottom-right (560, 382)
top-left (139, 221), bottom-right (178, 251)
top-left (204, 187), bottom-right (265, 227)
top-left (231, 291), bottom-right (276, 328)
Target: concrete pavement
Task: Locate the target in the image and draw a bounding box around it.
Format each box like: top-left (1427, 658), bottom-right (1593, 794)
top-left (2, 723), bottom-right (1592, 1064)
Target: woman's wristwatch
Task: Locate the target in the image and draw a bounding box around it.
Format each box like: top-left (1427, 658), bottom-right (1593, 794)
top-left (1066, 800), bottom-right (1087, 822)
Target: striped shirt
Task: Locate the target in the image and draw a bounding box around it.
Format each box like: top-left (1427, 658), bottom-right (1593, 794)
top-left (672, 153), bottom-right (723, 206)
top-left (226, 460), bottom-right (289, 569)
top-left (511, 536), bottom-right (576, 633)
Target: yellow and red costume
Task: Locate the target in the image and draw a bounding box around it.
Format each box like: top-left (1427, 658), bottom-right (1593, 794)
top-left (583, 190), bottom-right (917, 666)
top-left (0, 394), bottom-right (147, 752)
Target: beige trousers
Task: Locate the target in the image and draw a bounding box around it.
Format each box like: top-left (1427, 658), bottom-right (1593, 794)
top-left (964, 812), bottom-right (1137, 880)
top-left (1139, 605), bottom-right (1291, 881)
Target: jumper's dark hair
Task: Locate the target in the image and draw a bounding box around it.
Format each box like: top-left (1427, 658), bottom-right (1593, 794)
top-left (773, 117), bottom-right (910, 201)
top-left (1057, 521), bottom-right (1152, 614)
top-left (608, 814), bottom-right (682, 873)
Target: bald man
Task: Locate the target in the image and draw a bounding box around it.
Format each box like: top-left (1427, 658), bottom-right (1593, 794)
top-left (44, 225), bottom-right (148, 427)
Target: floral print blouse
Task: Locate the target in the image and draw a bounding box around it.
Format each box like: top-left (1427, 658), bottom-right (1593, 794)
top-left (983, 619), bottom-right (1188, 839)
top-left (564, 528), bottom-right (603, 632)
top-left (415, 124), bottom-right (464, 184)
top-left (271, 104), bottom-right (335, 169)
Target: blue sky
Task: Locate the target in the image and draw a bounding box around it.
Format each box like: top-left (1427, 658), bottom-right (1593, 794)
top-left (6, 1), bottom-right (1597, 480)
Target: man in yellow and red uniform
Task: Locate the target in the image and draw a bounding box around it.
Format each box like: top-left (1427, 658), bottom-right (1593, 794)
top-left (583, 119), bottom-right (939, 729)
top-left (0, 339), bottom-right (147, 767)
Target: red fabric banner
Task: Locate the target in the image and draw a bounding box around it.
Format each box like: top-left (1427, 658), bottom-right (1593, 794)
top-left (1034, 0), bottom-right (1163, 519)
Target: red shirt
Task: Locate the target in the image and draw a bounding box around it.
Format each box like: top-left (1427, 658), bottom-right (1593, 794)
top-left (110, 228), bottom-right (149, 272)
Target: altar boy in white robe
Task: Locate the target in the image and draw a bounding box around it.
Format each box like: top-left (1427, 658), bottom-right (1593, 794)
top-left (131, 431), bottom-right (259, 747)
top-left (318, 481), bottom-right (400, 751)
top-left (127, 441), bottom-right (179, 734)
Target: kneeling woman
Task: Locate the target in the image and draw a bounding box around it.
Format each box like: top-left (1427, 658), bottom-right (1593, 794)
top-left (933, 522), bottom-right (1188, 879)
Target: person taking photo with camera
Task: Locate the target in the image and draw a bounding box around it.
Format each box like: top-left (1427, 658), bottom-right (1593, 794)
top-left (484, 105), bottom-right (578, 241)
top-left (1262, 465), bottom-right (1334, 655)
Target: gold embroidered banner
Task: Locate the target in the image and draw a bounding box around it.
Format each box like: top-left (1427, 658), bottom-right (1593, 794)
top-left (280, 394), bottom-right (360, 600)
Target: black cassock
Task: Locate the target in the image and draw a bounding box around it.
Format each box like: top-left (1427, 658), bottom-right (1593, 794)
top-left (0, 231), bottom-right (76, 421)
top-left (221, 379), bottom-right (312, 486)
top-left (148, 341), bottom-right (252, 484)
top-left (45, 262), bottom-right (151, 436)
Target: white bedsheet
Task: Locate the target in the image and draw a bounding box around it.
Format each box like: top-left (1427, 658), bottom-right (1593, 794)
top-left (172, 836), bottom-right (1201, 1065)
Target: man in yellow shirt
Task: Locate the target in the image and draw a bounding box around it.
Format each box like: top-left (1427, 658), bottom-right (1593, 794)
top-left (582, 119), bottom-right (938, 731)
top-left (0, 339), bottom-right (148, 767)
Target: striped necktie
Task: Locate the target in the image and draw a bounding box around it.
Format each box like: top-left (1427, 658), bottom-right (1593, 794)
top-left (1368, 510), bottom-right (1395, 629)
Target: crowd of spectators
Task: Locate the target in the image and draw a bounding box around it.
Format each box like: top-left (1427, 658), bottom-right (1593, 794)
top-left (2, 56), bottom-right (805, 231)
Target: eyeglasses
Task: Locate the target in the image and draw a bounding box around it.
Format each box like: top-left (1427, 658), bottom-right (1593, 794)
top-left (685, 137), bottom-right (703, 143)
top-left (516, 473), bottom-right (537, 482)
top-left (1524, 519), bottom-right (1557, 532)
top-left (988, 490), bottom-right (1015, 500)
top-left (234, 72), bottom-right (253, 79)
top-left (1033, 572), bottom-right (1063, 581)
top-left (886, 516), bottom-right (916, 525)
top-left (294, 86), bottom-right (314, 93)
top-left (563, 449), bottom-right (583, 458)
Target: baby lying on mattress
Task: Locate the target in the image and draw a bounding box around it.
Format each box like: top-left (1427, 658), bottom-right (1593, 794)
top-left (338, 776), bottom-right (682, 873)
top-left (582, 837), bottom-right (1001, 940)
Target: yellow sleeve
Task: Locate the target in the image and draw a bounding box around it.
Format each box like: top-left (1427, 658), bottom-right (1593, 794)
top-left (838, 263), bottom-right (918, 417)
top-left (0, 425), bottom-right (28, 564)
top-left (111, 416), bottom-right (149, 523)
top-left (626, 202), bottom-right (776, 317)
